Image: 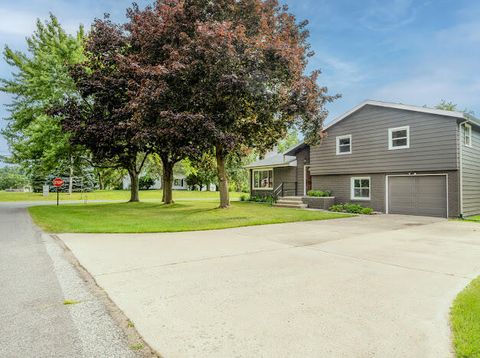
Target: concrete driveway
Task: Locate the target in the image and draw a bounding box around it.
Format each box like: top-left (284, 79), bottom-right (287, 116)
top-left (58, 215), bottom-right (480, 357)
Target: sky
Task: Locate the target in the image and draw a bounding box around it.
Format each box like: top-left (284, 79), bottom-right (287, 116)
top-left (1, 0), bottom-right (479, 158)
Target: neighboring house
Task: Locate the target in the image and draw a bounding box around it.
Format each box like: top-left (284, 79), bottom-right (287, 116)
top-left (122, 175), bottom-right (188, 190)
top-left (246, 100), bottom-right (480, 218)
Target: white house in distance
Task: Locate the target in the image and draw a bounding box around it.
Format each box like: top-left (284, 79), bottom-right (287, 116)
top-left (122, 175), bottom-right (188, 190)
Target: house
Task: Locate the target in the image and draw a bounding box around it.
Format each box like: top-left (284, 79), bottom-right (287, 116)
top-left (246, 100), bottom-right (480, 218)
top-left (122, 175), bottom-right (188, 190)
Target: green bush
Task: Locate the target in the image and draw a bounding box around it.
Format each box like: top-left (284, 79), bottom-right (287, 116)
top-left (361, 207), bottom-right (373, 215)
top-left (240, 194), bottom-right (248, 201)
top-left (329, 203), bottom-right (373, 215)
top-left (247, 194), bottom-right (275, 204)
top-left (329, 204), bottom-right (344, 212)
top-left (139, 175), bottom-right (155, 190)
top-left (307, 190), bottom-right (332, 197)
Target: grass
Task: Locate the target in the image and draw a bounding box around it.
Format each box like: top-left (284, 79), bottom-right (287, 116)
top-left (464, 216), bottom-right (480, 223)
top-left (450, 276), bottom-right (480, 357)
top-left (63, 299), bottom-right (81, 305)
top-left (129, 343), bottom-right (144, 351)
top-left (0, 189), bottom-right (242, 202)
top-left (28, 200), bottom-right (350, 233)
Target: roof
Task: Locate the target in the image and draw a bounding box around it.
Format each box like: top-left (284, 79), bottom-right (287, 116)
top-left (283, 142), bottom-right (309, 156)
top-left (324, 100), bottom-right (475, 130)
top-left (244, 153), bottom-right (297, 169)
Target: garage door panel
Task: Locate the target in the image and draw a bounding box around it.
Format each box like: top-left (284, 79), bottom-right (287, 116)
top-left (388, 177), bottom-right (414, 215)
top-left (388, 176), bottom-right (447, 218)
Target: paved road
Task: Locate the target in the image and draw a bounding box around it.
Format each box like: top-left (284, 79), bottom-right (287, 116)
top-left (0, 202), bottom-right (138, 357)
top-left (59, 214), bottom-right (480, 358)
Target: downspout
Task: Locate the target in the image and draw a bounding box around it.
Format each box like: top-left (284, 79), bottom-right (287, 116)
top-left (459, 120), bottom-right (468, 218)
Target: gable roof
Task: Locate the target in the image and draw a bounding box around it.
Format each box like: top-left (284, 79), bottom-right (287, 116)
top-left (244, 153), bottom-right (297, 169)
top-left (324, 100), bottom-right (472, 131)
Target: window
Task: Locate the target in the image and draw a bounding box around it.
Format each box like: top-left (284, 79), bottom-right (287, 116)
top-left (253, 169), bottom-right (273, 190)
top-left (174, 179), bottom-right (184, 187)
top-left (351, 177), bottom-right (371, 200)
top-left (464, 124), bottom-right (472, 147)
top-left (388, 126), bottom-right (410, 150)
top-left (336, 135), bottom-right (352, 155)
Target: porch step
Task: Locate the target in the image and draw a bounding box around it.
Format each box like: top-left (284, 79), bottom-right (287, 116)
top-left (274, 203), bottom-right (308, 209)
top-left (274, 196), bottom-right (307, 209)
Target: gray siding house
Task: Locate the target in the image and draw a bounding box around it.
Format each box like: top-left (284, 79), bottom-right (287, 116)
top-left (247, 100), bottom-right (480, 218)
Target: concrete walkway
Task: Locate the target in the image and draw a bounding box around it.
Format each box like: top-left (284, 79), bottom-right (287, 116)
top-left (0, 202), bottom-right (141, 357)
top-left (58, 215), bottom-right (480, 357)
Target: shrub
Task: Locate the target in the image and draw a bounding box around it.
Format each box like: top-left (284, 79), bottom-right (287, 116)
top-left (139, 176), bottom-right (155, 190)
top-left (240, 194), bottom-right (248, 201)
top-left (361, 207), bottom-right (373, 215)
top-left (307, 190), bottom-right (332, 197)
top-left (329, 204), bottom-right (344, 212)
top-left (329, 203), bottom-right (373, 215)
top-left (247, 194), bottom-right (275, 204)
top-left (343, 203), bottom-right (364, 214)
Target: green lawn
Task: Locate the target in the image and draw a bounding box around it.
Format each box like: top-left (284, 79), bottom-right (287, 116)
top-left (451, 276), bottom-right (480, 357)
top-left (0, 189), bottom-right (242, 202)
top-left (28, 201), bottom-right (350, 233)
top-left (464, 216), bottom-right (480, 223)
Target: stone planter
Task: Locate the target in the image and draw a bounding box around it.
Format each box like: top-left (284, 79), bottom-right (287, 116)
top-left (302, 196), bottom-right (336, 210)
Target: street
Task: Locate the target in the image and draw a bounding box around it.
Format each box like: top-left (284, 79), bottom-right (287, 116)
top-left (0, 202), bottom-right (141, 358)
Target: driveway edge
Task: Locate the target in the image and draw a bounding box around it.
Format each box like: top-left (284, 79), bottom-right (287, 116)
top-left (50, 234), bottom-right (161, 358)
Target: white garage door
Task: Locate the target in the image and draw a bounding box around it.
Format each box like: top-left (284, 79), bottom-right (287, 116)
top-left (388, 175), bottom-right (447, 218)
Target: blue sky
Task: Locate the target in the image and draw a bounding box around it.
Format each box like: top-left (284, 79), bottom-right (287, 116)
top-left (1, 0), bottom-right (479, 158)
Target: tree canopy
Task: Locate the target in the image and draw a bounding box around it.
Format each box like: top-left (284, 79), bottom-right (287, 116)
top-left (53, 18), bottom-right (152, 202)
top-left (0, 14), bottom-right (85, 185)
top-left (123, 0), bottom-right (337, 207)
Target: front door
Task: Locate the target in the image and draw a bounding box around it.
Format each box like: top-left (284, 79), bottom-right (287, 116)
top-left (305, 166), bottom-right (312, 194)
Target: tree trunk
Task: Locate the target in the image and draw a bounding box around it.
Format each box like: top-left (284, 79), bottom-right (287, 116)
top-left (128, 169), bottom-right (140, 202)
top-left (97, 172), bottom-right (104, 190)
top-left (161, 158), bottom-right (174, 204)
top-left (216, 145), bottom-right (230, 208)
top-left (68, 156), bottom-right (74, 195)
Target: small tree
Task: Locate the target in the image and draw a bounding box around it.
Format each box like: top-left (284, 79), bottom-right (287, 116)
top-left (0, 166), bottom-right (29, 190)
top-left (184, 153), bottom-right (217, 191)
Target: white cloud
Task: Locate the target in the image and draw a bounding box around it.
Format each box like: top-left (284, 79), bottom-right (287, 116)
top-left (371, 16), bottom-right (480, 114)
top-left (359, 0), bottom-right (418, 31)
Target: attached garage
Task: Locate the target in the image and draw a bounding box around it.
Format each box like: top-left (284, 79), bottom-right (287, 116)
top-left (387, 175), bottom-right (448, 218)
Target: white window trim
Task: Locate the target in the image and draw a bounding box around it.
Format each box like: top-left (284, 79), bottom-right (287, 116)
top-left (336, 134), bottom-right (352, 155)
top-left (351, 176), bottom-right (371, 201)
top-left (388, 126), bottom-right (410, 150)
top-left (464, 123), bottom-right (472, 147)
top-left (252, 169), bottom-right (274, 190)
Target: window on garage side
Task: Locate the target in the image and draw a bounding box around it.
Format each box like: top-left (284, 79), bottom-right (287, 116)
top-left (336, 134), bottom-right (352, 155)
top-left (253, 169), bottom-right (273, 190)
top-left (464, 123), bottom-right (472, 147)
top-left (388, 126), bottom-right (410, 150)
top-left (351, 177), bottom-right (371, 200)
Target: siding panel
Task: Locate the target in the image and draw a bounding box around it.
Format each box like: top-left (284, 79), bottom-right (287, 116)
top-left (311, 171), bottom-right (460, 217)
top-left (461, 124), bottom-right (480, 216)
top-left (310, 106), bottom-right (459, 175)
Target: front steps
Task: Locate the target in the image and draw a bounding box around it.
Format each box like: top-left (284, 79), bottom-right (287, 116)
top-left (273, 196), bottom-right (307, 209)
